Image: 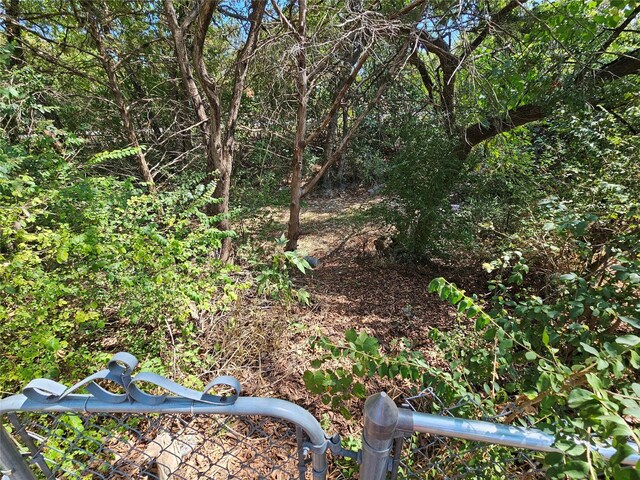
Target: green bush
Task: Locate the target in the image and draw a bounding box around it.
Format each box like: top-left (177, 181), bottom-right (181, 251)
top-left (0, 140), bottom-right (245, 390)
top-left (305, 108), bottom-right (640, 477)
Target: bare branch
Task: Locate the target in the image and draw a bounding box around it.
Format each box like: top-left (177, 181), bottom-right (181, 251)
top-left (467, 0), bottom-right (525, 55)
top-left (301, 42), bottom-right (411, 197)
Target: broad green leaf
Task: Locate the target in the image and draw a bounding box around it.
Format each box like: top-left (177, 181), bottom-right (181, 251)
top-left (568, 388), bottom-right (595, 408)
top-left (616, 335), bottom-right (640, 347)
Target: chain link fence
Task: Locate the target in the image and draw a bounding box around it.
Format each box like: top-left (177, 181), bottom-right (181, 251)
top-left (393, 388), bottom-right (543, 479)
top-left (395, 435), bottom-right (543, 479)
top-left (4, 411), bottom-right (308, 479)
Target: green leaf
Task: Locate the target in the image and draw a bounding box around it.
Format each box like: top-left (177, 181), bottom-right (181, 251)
top-left (345, 329), bottom-right (358, 343)
top-left (596, 415), bottom-right (633, 436)
top-left (568, 388), bottom-right (595, 408)
top-left (581, 343), bottom-right (600, 356)
top-left (352, 382), bottom-right (366, 398)
top-left (428, 277), bottom-right (445, 293)
top-left (630, 351), bottom-right (640, 369)
top-left (619, 316), bottom-right (640, 329)
top-left (475, 313), bottom-right (491, 330)
top-left (616, 335), bottom-right (640, 347)
top-left (56, 247), bottom-right (69, 263)
top-left (623, 406), bottom-right (640, 420)
top-left (562, 461), bottom-right (590, 478)
top-left (362, 337), bottom-right (379, 354)
top-left (542, 328), bottom-right (550, 346)
top-left (559, 273), bottom-right (578, 282)
top-left (352, 363), bottom-right (365, 377)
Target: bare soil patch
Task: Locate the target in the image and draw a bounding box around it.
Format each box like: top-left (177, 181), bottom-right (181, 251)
top-left (234, 189), bottom-right (486, 425)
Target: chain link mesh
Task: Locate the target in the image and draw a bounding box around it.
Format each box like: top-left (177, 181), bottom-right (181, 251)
top-left (393, 389), bottom-right (545, 479)
top-left (3, 411), bottom-right (311, 479)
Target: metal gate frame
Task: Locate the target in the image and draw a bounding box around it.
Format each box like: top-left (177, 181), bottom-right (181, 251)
top-left (2, 353), bottom-right (639, 480)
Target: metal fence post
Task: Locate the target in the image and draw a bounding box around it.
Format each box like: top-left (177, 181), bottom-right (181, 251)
top-left (360, 392), bottom-right (398, 480)
top-left (0, 424), bottom-right (36, 480)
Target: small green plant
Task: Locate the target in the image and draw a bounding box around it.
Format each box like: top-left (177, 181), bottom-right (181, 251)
top-left (304, 329), bottom-right (468, 418)
top-left (304, 254), bottom-right (639, 478)
top-left (255, 234), bottom-right (311, 305)
top-left (87, 146), bottom-right (147, 166)
top-left (427, 276), bottom-right (640, 479)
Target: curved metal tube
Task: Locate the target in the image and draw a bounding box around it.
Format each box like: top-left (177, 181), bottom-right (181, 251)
top-left (1, 394), bottom-right (328, 479)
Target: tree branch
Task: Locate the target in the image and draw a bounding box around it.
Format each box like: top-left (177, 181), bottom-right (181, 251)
top-left (224, 0), bottom-right (267, 149)
top-left (595, 48), bottom-right (640, 80)
top-left (409, 50), bottom-right (434, 101)
top-left (163, 0), bottom-right (209, 140)
top-left (467, 0), bottom-right (525, 55)
top-left (598, 5), bottom-right (640, 59)
top-left (463, 104), bottom-right (545, 149)
top-left (463, 48), bottom-right (640, 152)
top-left (301, 42), bottom-right (410, 197)
top-left (304, 46), bottom-right (372, 146)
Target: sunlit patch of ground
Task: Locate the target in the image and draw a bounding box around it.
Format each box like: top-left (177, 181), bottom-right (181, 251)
top-left (226, 189), bottom-right (485, 441)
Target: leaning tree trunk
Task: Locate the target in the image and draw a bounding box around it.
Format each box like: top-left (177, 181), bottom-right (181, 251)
top-left (210, 149), bottom-right (232, 260)
top-left (5, 0), bottom-right (24, 67)
top-left (322, 109), bottom-right (339, 190)
top-left (81, 2), bottom-right (155, 191)
top-left (4, 0), bottom-right (23, 143)
top-left (168, 0), bottom-right (265, 261)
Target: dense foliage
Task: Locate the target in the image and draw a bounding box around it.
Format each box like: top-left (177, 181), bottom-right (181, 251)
top-left (304, 92), bottom-right (640, 478)
top-left (1, 0), bottom-right (639, 477)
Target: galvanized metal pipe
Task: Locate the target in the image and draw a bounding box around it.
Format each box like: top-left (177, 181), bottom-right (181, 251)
top-left (360, 392), bottom-right (398, 480)
top-left (0, 424), bottom-right (36, 480)
top-left (0, 394), bottom-right (328, 479)
top-left (397, 409), bottom-right (640, 467)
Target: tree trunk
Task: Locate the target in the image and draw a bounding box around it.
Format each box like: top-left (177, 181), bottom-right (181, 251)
top-left (173, 0), bottom-right (264, 261)
top-left (338, 106), bottom-right (348, 184)
top-left (300, 43), bottom-right (410, 198)
top-left (212, 150), bottom-right (232, 259)
top-left (322, 109), bottom-right (339, 190)
top-left (80, 2), bottom-right (155, 191)
top-left (458, 49), bottom-right (640, 158)
top-left (286, 0), bottom-right (308, 252)
top-left (3, 0), bottom-right (23, 143)
top-left (5, 0), bottom-right (24, 67)
top-left (163, 0), bottom-right (209, 140)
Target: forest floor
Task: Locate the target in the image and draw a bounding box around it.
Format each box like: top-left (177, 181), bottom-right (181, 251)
top-left (232, 189), bottom-right (487, 437)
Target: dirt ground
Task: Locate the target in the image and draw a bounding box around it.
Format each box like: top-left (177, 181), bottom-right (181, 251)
top-left (230, 189), bottom-right (486, 436)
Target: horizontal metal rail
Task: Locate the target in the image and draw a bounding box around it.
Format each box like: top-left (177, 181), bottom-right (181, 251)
top-left (0, 393), bottom-right (329, 479)
top-left (396, 409), bottom-right (640, 467)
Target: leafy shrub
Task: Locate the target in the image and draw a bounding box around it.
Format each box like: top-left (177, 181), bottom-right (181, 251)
top-left (254, 235), bottom-right (311, 305)
top-left (305, 186), bottom-right (640, 477)
top-left (304, 109), bottom-right (640, 476)
top-left (0, 140), bottom-right (244, 391)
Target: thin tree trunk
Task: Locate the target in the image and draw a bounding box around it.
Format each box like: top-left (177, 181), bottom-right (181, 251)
top-left (163, 0), bottom-right (209, 139)
top-left (168, 0), bottom-right (265, 261)
top-left (322, 109), bottom-right (339, 190)
top-left (3, 0), bottom-right (23, 143)
top-left (5, 0), bottom-right (24, 67)
top-left (286, 0), bottom-right (308, 251)
top-left (301, 42), bottom-right (409, 197)
top-left (216, 0), bottom-right (266, 260)
top-left (80, 2), bottom-right (155, 191)
top-left (337, 107), bottom-right (348, 183)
